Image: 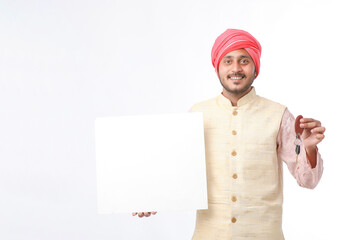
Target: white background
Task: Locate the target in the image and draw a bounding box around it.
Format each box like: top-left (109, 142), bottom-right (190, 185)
top-left (1, 0), bottom-right (359, 239)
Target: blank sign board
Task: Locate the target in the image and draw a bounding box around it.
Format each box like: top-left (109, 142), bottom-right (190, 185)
top-left (95, 112), bottom-right (208, 214)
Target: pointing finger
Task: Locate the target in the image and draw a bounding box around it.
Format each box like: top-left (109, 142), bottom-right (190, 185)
top-left (300, 121), bottom-right (321, 129)
top-left (300, 118), bottom-right (317, 123)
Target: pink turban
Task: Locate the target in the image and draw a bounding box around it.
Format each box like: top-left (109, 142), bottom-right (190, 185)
top-left (211, 29), bottom-right (262, 79)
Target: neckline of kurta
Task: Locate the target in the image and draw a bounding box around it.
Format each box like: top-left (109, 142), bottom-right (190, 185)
top-left (217, 87), bottom-right (257, 109)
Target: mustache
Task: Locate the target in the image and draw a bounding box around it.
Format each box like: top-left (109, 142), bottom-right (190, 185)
top-left (228, 72), bottom-right (246, 78)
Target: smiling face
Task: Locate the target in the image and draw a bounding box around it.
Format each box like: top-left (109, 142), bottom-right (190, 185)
top-left (218, 49), bottom-right (257, 97)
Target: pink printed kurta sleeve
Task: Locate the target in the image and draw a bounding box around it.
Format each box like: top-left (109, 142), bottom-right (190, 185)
top-left (277, 108), bottom-right (324, 189)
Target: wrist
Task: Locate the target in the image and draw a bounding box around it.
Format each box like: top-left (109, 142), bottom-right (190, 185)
top-left (305, 145), bottom-right (318, 169)
top-left (305, 145), bottom-right (317, 152)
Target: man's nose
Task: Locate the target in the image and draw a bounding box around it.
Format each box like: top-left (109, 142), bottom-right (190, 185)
top-left (233, 62), bottom-right (243, 72)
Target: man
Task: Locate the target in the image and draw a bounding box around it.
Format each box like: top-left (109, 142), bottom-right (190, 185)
top-left (134, 29), bottom-right (325, 240)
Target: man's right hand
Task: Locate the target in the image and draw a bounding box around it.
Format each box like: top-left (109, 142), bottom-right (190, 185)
top-left (132, 211), bottom-right (157, 218)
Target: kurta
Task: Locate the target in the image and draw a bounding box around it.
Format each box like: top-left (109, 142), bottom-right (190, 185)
top-left (190, 87), bottom-right (323, 240)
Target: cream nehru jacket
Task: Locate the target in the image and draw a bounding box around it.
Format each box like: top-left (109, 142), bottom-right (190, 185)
top-left (191, 87), bottom-right (287, 240)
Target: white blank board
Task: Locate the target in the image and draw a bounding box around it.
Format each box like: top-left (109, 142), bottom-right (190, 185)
top-left (95, 112), bottom-right (208, 214)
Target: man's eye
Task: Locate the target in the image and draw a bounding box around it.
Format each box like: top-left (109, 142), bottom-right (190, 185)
top-left (225, 60), bottom-right (231, 64)
top-left (240, 59), bottom-right (248, 64)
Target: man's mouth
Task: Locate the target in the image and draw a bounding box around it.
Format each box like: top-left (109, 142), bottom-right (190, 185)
top-left (229, 76), bottom-right (244, 80)
top-left (228, 74), bottom-right (245, 82)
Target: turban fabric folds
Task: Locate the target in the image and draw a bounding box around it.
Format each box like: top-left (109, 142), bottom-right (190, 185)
top-left (211, 29), bottom-right (262, 79)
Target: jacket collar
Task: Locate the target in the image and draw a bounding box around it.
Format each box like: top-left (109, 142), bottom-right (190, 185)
top-left (217, 87), bottom-right (257, 109)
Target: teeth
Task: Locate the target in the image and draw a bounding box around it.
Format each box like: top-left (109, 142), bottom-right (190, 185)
top-left (230, 77), bottom-right (243, 80)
